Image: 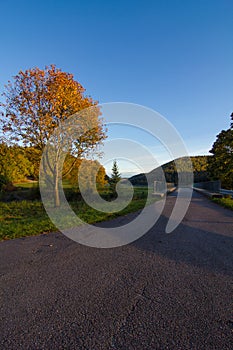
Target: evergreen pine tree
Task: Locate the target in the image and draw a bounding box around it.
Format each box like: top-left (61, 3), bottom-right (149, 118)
top-left (110, 160), bottom-right (121, 192)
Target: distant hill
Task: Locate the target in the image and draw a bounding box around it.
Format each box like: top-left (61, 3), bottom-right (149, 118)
top-left (129, 156), bottom-right (211, 186)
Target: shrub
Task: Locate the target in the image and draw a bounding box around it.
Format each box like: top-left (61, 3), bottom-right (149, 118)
top-left (0, 175), bottom-right (10, 191)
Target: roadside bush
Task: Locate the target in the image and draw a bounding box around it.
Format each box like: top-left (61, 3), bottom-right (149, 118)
top-left (0, 175), bottom-right (9, 191)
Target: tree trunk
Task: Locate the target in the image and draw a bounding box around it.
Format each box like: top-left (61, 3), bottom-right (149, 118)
top-left (54, 168), bottom-right (60, 208)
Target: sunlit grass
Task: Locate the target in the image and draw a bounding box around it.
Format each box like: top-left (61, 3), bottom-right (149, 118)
top-left (212, 197), bottom-right (233, 211)
top-left (14, 181), bottom-right (38, 189)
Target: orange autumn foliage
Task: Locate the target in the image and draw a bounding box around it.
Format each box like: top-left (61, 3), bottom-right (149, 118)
top-left (1, 65), bottom-right (105, 150)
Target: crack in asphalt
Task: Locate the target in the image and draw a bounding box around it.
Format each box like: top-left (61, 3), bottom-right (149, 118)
top-left (108, 282), bottom-right (149, 349)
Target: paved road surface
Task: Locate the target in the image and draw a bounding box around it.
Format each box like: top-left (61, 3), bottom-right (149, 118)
top-left (0, 191), bottom-right (233, 349)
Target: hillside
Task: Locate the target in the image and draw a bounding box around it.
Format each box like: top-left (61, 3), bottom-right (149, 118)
top-left (129, 156), bottom-right (211, 186)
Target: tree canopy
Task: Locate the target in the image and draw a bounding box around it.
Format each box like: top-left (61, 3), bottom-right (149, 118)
top-left (1, 65), bottom-right (105, 149)
top-left (208, 114), bottom-right (233, 189)
top-left (65, 158), bottom-right (107, 192)
top-left (0, 142), bottom-right (33, 183)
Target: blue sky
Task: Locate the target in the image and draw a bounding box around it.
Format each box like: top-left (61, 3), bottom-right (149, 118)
top-left (0, 0), bottom-right (233, 176)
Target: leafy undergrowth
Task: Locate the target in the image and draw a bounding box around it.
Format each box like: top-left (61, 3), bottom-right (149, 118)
top-left (212, 197), bottom-right (233, 211)
top-left (0, 191), bottom-right (156, 240)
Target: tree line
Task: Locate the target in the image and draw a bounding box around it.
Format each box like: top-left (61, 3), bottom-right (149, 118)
top-left (0, 143), bottom-right (40, 186)
top-left (0, 142), bottom-right (108, 192)
top-left (208, 113), bottom-right (233, 189)
top-left (129, 156), bottom-right (211, 186)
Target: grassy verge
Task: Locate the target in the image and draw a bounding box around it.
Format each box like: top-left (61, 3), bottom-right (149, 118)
top-left (14, 181), bottom-right (38, 189)
top-left (212, 197), bottom-right (233, 211)
top-left (0, 186), bottom-right (156, 240)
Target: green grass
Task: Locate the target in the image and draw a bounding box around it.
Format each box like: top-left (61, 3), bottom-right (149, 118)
top-left (14, 181), bottom-right (38, 189)
top-left (212, 197), bottom-right (233, 210)
top-left (0, 201), bottom-right (56, 240)
top-left (62, 179), bottom-right (73, 189)
top-left (0, 186), bottom-right (156, 240)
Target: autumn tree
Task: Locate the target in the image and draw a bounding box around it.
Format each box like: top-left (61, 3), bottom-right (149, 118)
top-left (0, 65), bottom-right (106, 206)
top-left (65, 158), bottom-right (107, 192)
top-left (96, 163), bottom-right (108, 190)
top-left (208, 113), bottom-right (233, 189)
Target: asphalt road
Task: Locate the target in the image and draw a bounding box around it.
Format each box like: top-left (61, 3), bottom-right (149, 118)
top-left (0, 191), bottom-right (233, 349)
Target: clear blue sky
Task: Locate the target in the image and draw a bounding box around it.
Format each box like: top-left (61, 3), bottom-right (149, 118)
top-left (1, 0), bottom-right (232, 175)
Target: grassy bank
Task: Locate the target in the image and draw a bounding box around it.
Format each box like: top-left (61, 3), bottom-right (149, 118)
top-left (212, 197), bottom-right (233, 211)
top-left (0, 186), bottom-right (155, 240)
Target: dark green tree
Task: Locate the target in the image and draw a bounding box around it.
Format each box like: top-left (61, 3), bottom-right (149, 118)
top-left (110, 160), bottom-right (121, 191)
top-left (208, 114), bottom-right (233, 189)
top-left (0, 142), bottom-right (33, 183)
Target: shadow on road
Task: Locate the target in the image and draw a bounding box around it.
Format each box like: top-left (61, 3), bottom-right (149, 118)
top-left (131, 192), bottom-right (233, 277)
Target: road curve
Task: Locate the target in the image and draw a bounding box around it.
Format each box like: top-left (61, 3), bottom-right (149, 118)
top-left (0, 191), bottom-right (233, 349)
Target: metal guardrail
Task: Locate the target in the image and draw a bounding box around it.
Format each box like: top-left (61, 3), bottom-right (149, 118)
top-left (193, 181), bottom-right (233, 198)
top-left (193, 187), bottom-right (223, 198)
top-left (220, 189), bottom-right (233, 197)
